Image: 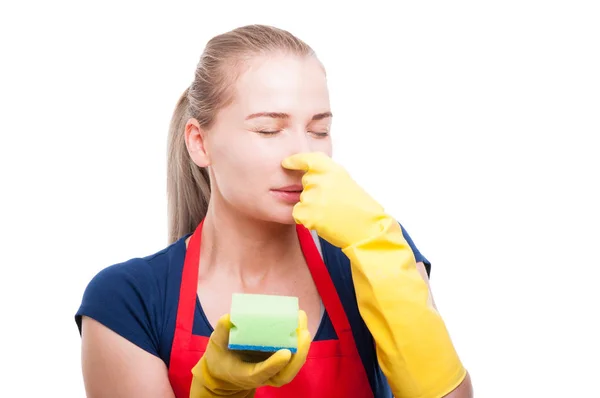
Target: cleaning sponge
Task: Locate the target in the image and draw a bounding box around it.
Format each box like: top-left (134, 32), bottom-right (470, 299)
top-left (228, 293), bottom-right (299, 353)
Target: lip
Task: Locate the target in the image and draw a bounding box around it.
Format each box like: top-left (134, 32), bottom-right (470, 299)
top-left (273, 184), bottom-right (304, 192)
top-left (271, 185), bottom-right (303, 204)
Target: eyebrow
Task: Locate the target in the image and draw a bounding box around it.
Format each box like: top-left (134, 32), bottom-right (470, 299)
top-left (245, 111), bottom-right (333, 121)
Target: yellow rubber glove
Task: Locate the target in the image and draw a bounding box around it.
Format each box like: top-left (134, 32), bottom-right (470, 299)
top-left (190, 311), bottom-right (311, 398)
top-left (282, 152), bottom-right (467, 398)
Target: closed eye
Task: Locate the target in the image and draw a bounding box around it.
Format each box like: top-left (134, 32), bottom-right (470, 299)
top-left (254, 130), bottom-right (329, 137)
top-left (256, 130), bottom-right (281, 135)
top-left (309, 131), bottom-right (330, 138)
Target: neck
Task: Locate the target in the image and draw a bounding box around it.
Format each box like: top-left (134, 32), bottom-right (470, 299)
top-left (199, 196), bottom-right (301, 282)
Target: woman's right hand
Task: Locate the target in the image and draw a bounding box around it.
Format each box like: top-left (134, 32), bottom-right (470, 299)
top-left (190, 311), bottom-right (311, 397)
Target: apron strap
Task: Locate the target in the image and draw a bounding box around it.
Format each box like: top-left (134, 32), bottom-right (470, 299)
top-left (172, 219), bottom-right (205, 349)
top-left (296, 225), bottom-right (359, 357)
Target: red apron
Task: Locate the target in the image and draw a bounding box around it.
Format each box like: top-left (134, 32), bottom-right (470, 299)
top-left (168, 220), bottom-right (373, 398)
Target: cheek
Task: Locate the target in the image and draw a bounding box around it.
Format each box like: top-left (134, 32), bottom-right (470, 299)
top-left (210, 136), bottom-right (279, 189)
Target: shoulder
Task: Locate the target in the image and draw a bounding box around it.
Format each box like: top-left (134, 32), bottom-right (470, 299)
top-left (77, 237), bottom-right (187, 318)
top-left (396, 221), bottom-right (431, 276)
top-left (75, 236), bottom-right (189, 359)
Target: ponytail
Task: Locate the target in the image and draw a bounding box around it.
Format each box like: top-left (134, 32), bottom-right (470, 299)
top-left (166, 88), bottom-right (211, 244)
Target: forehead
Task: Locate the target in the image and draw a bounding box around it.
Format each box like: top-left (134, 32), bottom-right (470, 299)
top-left (233, 54), bottom-right (330, 115)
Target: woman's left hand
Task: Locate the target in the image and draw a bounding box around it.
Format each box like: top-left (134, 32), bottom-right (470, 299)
top-left (282, 152), bottom-right (389, 248)
top-left (284, 152), bottom-right (469, 398)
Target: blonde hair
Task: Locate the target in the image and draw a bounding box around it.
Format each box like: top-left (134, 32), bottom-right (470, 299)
top-left (166, 25), bottom-right (315, 243)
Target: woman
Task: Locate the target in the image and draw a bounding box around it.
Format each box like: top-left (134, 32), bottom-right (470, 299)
top-left (76, 24), bottom-right (473, 398)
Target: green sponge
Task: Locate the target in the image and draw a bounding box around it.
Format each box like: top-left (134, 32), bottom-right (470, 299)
top-left (228, 293), bottom-right (299, 353)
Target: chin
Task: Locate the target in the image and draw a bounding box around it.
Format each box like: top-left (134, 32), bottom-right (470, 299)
top-left (269, 212), bottom-right (297, 226)
top-left (262, 205), bottom-right (297, 226)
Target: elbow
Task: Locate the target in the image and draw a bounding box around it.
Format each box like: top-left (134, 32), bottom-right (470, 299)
top-left (443, 370), bottom-right (473, 398)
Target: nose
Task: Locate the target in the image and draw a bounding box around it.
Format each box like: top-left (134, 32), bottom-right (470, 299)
top-left (285, 128), bottom-right (313, 155)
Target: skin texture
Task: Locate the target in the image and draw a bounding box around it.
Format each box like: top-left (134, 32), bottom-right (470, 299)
top-left (80, 53), bottom-right (473, 397)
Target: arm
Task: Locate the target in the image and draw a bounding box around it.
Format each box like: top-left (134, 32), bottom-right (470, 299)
top-left (443, 372), bottom-right (473, 398)
top-left (414, 261), bottom-right (474, 398)
top-left (343, 220), bottom-right (468, 398)
top-left (75, 259), bottom-right (176, 397)
top-left (81, 316), bottom-right (176, 398)
top-left (281, 152), bottom-right (470, 398)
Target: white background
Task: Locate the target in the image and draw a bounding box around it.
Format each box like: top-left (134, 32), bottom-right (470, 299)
top-left (1, 1), bottom-right (599, 396)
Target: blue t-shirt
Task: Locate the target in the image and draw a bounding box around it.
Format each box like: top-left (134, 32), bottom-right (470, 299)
top-left (75, 224), bottom-right (430, 397)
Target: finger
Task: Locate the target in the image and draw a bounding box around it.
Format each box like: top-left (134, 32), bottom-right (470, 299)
top-left (293, 197), bottom-right (325, 230)
top-left (267, 311), bottom-right (311, 387)
top-left (224, 349), bottom-right (291, 390)
top-left (246, 349), bottom-right (292, 383)
top-left (281, 152), bottom-right (331, 173)
top-left (297, 309), bottom-right (308, 331)
top-left (291, 202), bottom-right (313, 229)
top-left (300, 168), bottom-right (320, 190)
top-left (210, 313), bottom-right (233, 349)
top-left (294, 165), bottom-right (329, 225)
top-left (267, 331), bottom-right (311, 386)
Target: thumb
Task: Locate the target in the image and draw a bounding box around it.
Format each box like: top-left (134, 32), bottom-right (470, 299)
top-left (281, 152), bottom-right (331, 172)
top-left (209, 313), bottom-right (233, 349)
top-left (266, 310), bottom-right (311, 387)
top-left (247, 349), bottom-right (293, 382)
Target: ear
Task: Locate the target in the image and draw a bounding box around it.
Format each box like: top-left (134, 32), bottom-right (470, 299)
top-left (184, 118), bottom-right (210, 167)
